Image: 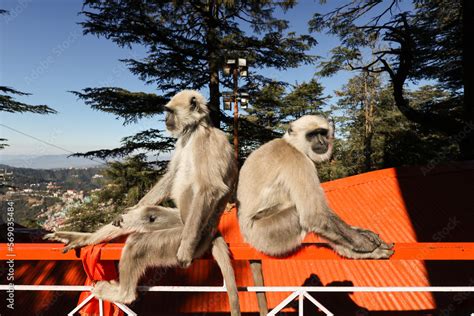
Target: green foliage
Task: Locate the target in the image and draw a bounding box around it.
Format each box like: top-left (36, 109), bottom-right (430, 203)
top-left (239, 78), bottom-right (327, 159)
top-left (70, 88), bottom-right (168, 125)
top-left (62, 155), bottom-right (163, 231)
top-left (317, 47), bottom-right (361, 77)
top-left (79, 0), bottom-right (316, 99)
top-left (283, 79), bottom-right (328, 120)
top-left (328, 71), bottom-right (460, 177)
top-left (411, 0), bottom-right (463, 92)
top-left (245, 82), bottom-right (286, 129)
top-left (63, 199), bottom-right (116, 232)
top-left (74, 0), bottom-right (316, 162)
top-left (0, 139), bottom-right (8, 149)
top-left (69, 88), bottom-right (175, 164)
top-left (0, 86), bottom-right (57, 115)
top-left (72, 127), bottom-right (175, 163)
top-left (312, 0), bottom-right (468, 143)
top-left (0, 86), bottom-right (56, 149)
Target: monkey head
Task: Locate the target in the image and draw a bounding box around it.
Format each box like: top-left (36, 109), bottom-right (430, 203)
top-left (164, 90), bottom-right (210, 137)
top-left (284, 115), bottom-right (334, 163)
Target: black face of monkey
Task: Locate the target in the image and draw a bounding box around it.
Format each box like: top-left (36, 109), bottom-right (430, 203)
top-left (306, 128), bottom-right (329, 154)
top-left (165, 107), bottom-right (176, 131)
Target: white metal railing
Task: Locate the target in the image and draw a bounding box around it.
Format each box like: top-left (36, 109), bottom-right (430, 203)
top-left (1, 284), bottom-right (474, 316)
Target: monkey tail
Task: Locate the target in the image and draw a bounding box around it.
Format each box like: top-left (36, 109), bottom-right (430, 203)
top-left (212, 235), bottom-right (241, 316)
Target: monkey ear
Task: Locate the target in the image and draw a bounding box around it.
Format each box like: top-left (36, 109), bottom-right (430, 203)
top-left (190, 96), bottom-right (198, 111)
top-left (287, 123), bottom-right (293, 135)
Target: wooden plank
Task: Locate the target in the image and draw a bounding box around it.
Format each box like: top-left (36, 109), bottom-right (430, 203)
top-left (1, 242), bottom-right (474, 261)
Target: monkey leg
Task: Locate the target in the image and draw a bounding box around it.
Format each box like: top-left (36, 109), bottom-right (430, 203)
top-left (250, 260), bottom-right (268, 316)
top-left (44, 206), bottom-right (181, 253)
top-left (307, 212), bottom-right (394, 259)
top-left (240, 206), bottom-right (305, 256)
top-left (44, 225), bottom-right (125, 253)
top-left (43, 231), bottom-right (91, 243)
top-left (92, 227), bottom-right (183, 304)
top-left (43, 206), bottom-right (148, 251)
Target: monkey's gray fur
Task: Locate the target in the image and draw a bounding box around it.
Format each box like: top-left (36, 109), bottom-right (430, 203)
top-left (237, 115), bottom-right (394, 314)
top-left (45, 90), bottom-right (241, 315)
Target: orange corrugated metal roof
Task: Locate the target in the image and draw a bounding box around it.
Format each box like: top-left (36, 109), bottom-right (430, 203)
top-left (7, 162), bottom-right (474, 315)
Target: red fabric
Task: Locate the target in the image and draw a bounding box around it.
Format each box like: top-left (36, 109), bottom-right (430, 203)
top-left (77, 244), bottom-right (124, 316)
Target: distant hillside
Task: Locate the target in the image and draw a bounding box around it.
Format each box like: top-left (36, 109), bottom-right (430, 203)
top-left (0, 154), bottom-right (105, 169)
top-left (0, 163), bottom-right (104, 191)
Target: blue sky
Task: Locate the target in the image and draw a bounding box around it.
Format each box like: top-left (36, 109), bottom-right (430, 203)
top-left (0, 0), bottom-right (401, 157)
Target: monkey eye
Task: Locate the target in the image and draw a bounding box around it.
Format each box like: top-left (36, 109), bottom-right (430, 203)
top-left (306, 128), bottom-right (328, 139)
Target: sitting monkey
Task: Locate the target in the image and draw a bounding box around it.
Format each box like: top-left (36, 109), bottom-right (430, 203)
top-left (45, 90), bottom-right (240, 315)
top-left (237, 115), bottom-right (394, 314)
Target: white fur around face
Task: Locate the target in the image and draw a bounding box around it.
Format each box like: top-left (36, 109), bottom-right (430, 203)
top-left (283, 115), bottom-right (334, 163)
top-left (165, 90), bottom-right (209, 137)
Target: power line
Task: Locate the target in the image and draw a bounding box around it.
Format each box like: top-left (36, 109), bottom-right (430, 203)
top-left (0, 123), bottom-right (108, 166)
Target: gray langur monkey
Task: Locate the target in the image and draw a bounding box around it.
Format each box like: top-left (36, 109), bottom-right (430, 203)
top-left (45, 90), bottom-right (241, 315)
top-left (237, 115), bottom-right (394, 314)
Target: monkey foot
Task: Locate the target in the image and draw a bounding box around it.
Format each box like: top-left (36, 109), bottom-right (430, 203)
top-left (43, 232), bottom-right (70, 244)
top-left (43, 232), bottom-right (89, 253)
top-left (333, 242), bottom-right (395, 259)
top-left (92, 281), bottom-right (136, 304)
top-left (350, 226), bottom-right (394, 253)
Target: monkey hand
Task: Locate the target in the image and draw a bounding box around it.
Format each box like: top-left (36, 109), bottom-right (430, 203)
top-left (43, 232), bottom-right (89, 253)
top-left (176, 245), bottom-right (193, 268)
top-left (112, 214), bottom-right (124, 227)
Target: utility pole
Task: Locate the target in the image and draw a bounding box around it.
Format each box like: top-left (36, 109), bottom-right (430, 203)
top-left (222, 58), bottom-right (249, 162)
top-left (232, 66), bottom-right (239, 160)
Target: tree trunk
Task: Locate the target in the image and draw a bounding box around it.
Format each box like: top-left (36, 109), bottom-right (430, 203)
top-left (206, 0), bottom-right (221, 129)
top-left (363, 72), bottom-right (374, 172)
top-left (208, 62), bottom-right (221, 128)
top-left (460, 0), bottom-right (474, 159)
top-left (382, 20), bottom-right (460, 136)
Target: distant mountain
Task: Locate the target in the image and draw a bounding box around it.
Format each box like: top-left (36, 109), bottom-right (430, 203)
top-left (0, 154), bottom-right (105, 169)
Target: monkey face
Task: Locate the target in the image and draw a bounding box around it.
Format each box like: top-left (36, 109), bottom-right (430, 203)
top-left (164, 90), bottom-right (210, 136)
top-left (306, 128), bottom-right (329, 154)
top-left (284, 115), bottom-right (334, 162)
top-left (165, 107), bottom-right (177, 132)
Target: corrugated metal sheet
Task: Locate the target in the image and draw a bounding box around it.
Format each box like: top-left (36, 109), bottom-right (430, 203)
top-left (8, 162), bottom-right (474, 315)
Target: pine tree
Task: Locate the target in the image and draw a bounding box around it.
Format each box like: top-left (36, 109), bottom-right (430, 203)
top-left (333, 72), bottom-right (458, 175)
top-left (62, 155), bottom-right (163, 231)
top-left (240, 78), bottom-right (327, 158)
top-left (282, 79), bottom-right (328, 120)
top-left (310, 0), bottom-right (473, 158)
top-left (0, 86), bottom-right (57, 149)
top-left (72, 0), bottom-right (316, 167)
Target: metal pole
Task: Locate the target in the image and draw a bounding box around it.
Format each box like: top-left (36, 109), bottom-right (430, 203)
top-left (233, 67), bottom-right (239, 161)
